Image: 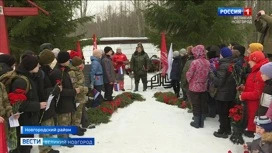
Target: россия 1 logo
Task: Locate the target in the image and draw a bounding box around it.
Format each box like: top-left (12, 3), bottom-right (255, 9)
top-left (218, 7), bottom-right (252, 16)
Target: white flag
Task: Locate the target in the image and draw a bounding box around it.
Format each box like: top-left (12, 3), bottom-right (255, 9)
top-left (167, 43), bottom-right (173, 80)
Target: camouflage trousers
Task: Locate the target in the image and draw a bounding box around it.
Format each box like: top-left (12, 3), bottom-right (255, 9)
top-left (71, 102), bottom-right (84, 127)
top-left (39, 118), bottom-right (54, 153)
top-left (57, 113), bottom-right (72, 138)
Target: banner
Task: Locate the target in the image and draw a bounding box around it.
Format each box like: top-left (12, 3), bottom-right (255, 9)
top-left (20, 138), bottom-right (95, 146)
top-left (167, 43), bottom-right (173, 79)
top-left (21, 126), bottom-right (78, 134)
top-left (114, 83), bottom-right (119, 91)
top-left (76, 41), bottom-right (83, 59)
top-left (160, 32), bottom-right (168, 77)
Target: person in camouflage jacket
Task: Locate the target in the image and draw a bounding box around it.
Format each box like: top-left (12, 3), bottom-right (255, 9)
top-left (130, 43), bottom-right (150, 92)
top-left (68, 56), bottom-right (88, 136)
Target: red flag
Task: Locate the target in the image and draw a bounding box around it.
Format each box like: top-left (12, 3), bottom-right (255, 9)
top-left (160, 32), bottom-right (168, 77)
top-left (0, 123), bottom-right (8, 153)
top-left (76, 41), bottom-right (83, 59)
top-left (93, 34), bottom-right (97, 51)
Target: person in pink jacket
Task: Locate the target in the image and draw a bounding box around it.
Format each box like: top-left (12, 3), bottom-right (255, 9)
top-left (186, 45), bottom-right (210, 128)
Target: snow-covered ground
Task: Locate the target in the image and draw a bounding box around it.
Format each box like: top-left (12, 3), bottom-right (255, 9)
top-left (31, 74), bottom-right (252, 153)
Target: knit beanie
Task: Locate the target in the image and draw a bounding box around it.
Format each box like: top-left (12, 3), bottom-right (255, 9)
top-left (21, 55), bottom-right (39, 71)
top-left (249, 51), bottom-right (265, 63)
top-left (173, 51), bottom-right (180, 57)
top-left (179, 48), bottom-right (187, 55)
top-left (51, 48), bottom-right (60, 58)
top-left (39, 49), bottom-right (55, 65)
top-left (260, 62), bottom-right (272, 79)
top-left (104, 46), bottom-right (113, 54)
top-left (71, 56), bottom-right (83, 67)
top-left (254, 116), bottom-right (272, 132)
top-left (57, 51), bottom-right (70, 63)
top-left (0, 54), bottom-right (16, 67)
top-left (233, 45), bottom-right (245, 56)
top-left (249, 43), bottom-right (263, 53)
top-left (220, 47), bottom-right (232, 58)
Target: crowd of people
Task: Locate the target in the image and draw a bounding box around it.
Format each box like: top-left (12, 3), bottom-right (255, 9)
top-left (0, 42), bottom-right (152, 153)
top-left (169, 42), bottom-right (272, 152)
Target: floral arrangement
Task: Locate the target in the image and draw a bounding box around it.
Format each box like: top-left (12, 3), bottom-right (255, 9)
top-left (229, 105), bottom-right (243, 124)
top-left (153, 92), bottom-right (186, 109)
top-left (8, 89), bottom-right (27, 150)
top-left (87, 92), bottom-right (145, 124)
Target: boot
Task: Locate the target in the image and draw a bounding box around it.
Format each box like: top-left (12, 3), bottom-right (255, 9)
top-left (143, 83), bottom-right (147, 91)
top-left (190, 116), bottom-right (200, 128)
top-left (134, 84), bottom-right (139, 92)
top-left (213, 129), bottom-right (228, 138)
top-left (200, 114), bottom-right (205, 128)
top-left (75, 126), bottom-right (85, 136)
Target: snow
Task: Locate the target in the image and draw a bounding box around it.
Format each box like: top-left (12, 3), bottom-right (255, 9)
top-left (31, 74), bottom-right (252, 153)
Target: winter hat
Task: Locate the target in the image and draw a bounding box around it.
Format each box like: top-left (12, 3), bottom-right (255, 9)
top-left (249, 43), bottom-right (263, 53)
top-left (71, 56), bottom-right (83, 67)
top-left (0, 54), bottom-right (16, 67)
top-left (57, 51), bottom-right (70, 63)
top-left (210, 45), bottom-right (221, 57)
top-left (233, 45), bottom-right (245, 56)
top-left (21, 55), bottom-right (39, 71)
top-left (173, 51), bottom-right (180, 57)
top-left (206, 51), bottom-right (217, 59)
top-left (104, 46), bottom-right (113, 54)
top-left (220, 47), bottom-right (232, 58)
top-left (52, 48), bottom-right (60, 58)
top-left (39, 49), bottom-right (55, 65)
top-left (69, 50), bottom-right (79, 59)
top-left (260, 62), bottom-right (272, 79)
top-left (179, 48), bottom-right (187, 55)
top-left (40, 43), bottom-right (53, 51)
top-left (249, 51), bottom-right (265, 63)
top-left (254, 116), bottom-right (272, 132)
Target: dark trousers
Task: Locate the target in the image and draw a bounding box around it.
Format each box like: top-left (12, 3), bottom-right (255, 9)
top-left (81, 104), bottom-right (89, 128)
top-left (188, 91), bottom-right (208, 116)
top-left (10, 126), bottom-right (34, 153)
top-left (171, 80), bottom-right (180, 94)
top-left (182, 88), bottom-right (188, 101)
top-left (104, 83), bottom-right (113, 101)
top-left (92, 85), bottom-right (103, 107)
top-left (208, 94), bottom-right (217, 117)
top-left (134, 73), bottom-right (147, 85)
top-left (216, 100), bottom-right (234, 132)
top-left (268, 53), bottom-right (272, 61)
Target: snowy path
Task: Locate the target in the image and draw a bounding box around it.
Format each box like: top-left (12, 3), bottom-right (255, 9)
top-left (49, 88), bottom-right (250, 153)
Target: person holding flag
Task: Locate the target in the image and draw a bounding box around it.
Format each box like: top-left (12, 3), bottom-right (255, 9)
top-left (112, 47), bottom-right (129, 91)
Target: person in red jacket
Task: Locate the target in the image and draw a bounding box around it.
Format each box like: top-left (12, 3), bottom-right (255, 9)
top-left (238, 51), bottom-right (269, 137)
top-left (112, 47), bottom-right (129, 91)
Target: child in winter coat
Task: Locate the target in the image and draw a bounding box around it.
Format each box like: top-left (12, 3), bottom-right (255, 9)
top-left (258, 62), bottom-right (272, 117)
top-left (170, 51), bottom-right (182, 97)
top-left (243, 116), bottom-right (272, 153)
top-left (239, 51), bottom-right (269, 137)
top-left (186, 45), bottom-right (210, 128)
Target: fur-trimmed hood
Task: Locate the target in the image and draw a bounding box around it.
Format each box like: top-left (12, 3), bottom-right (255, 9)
top-left (262, 132), bottom-right (272, 143)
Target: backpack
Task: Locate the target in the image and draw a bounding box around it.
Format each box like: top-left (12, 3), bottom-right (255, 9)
top-left (0, 71), bottom-right (31, 94)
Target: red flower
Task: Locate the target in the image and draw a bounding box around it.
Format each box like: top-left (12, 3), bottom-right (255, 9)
top-left (8, 93), bottom-right (27, 105)
top-left (60, 67), bottom-right (65, 71)
top-left (14, 89), bottom-right (26, 94)
top-left (242, 62), bottom-right (247, 68)
top-left (228, 64), bottom-right (234, 72)
top-left (233, 114), bottom-right (242, 122)
top-left (180, 101), bottom-right (187, 109)
top-left (56, 80), bottom-right (61, 85)
top-left (244, 56), bottom-right (249, 62)
top-left (234, 105), bottom-right (243, 110)
top-left (215, 62), bottom-right (219, 70)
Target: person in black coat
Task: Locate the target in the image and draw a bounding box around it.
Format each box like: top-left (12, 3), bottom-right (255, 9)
top-left (209, 47), bottom-right (237, 138)
top-left (10, 55), bottom-right (47, 153)
top-left (170, 51), bottom-right (182, 97)
top-left (38, 50), bottom-right (60, 153)
top-left (0, 54), bottom-right (16, 76)
top-left (49, 51), bottom-right (80, 141)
